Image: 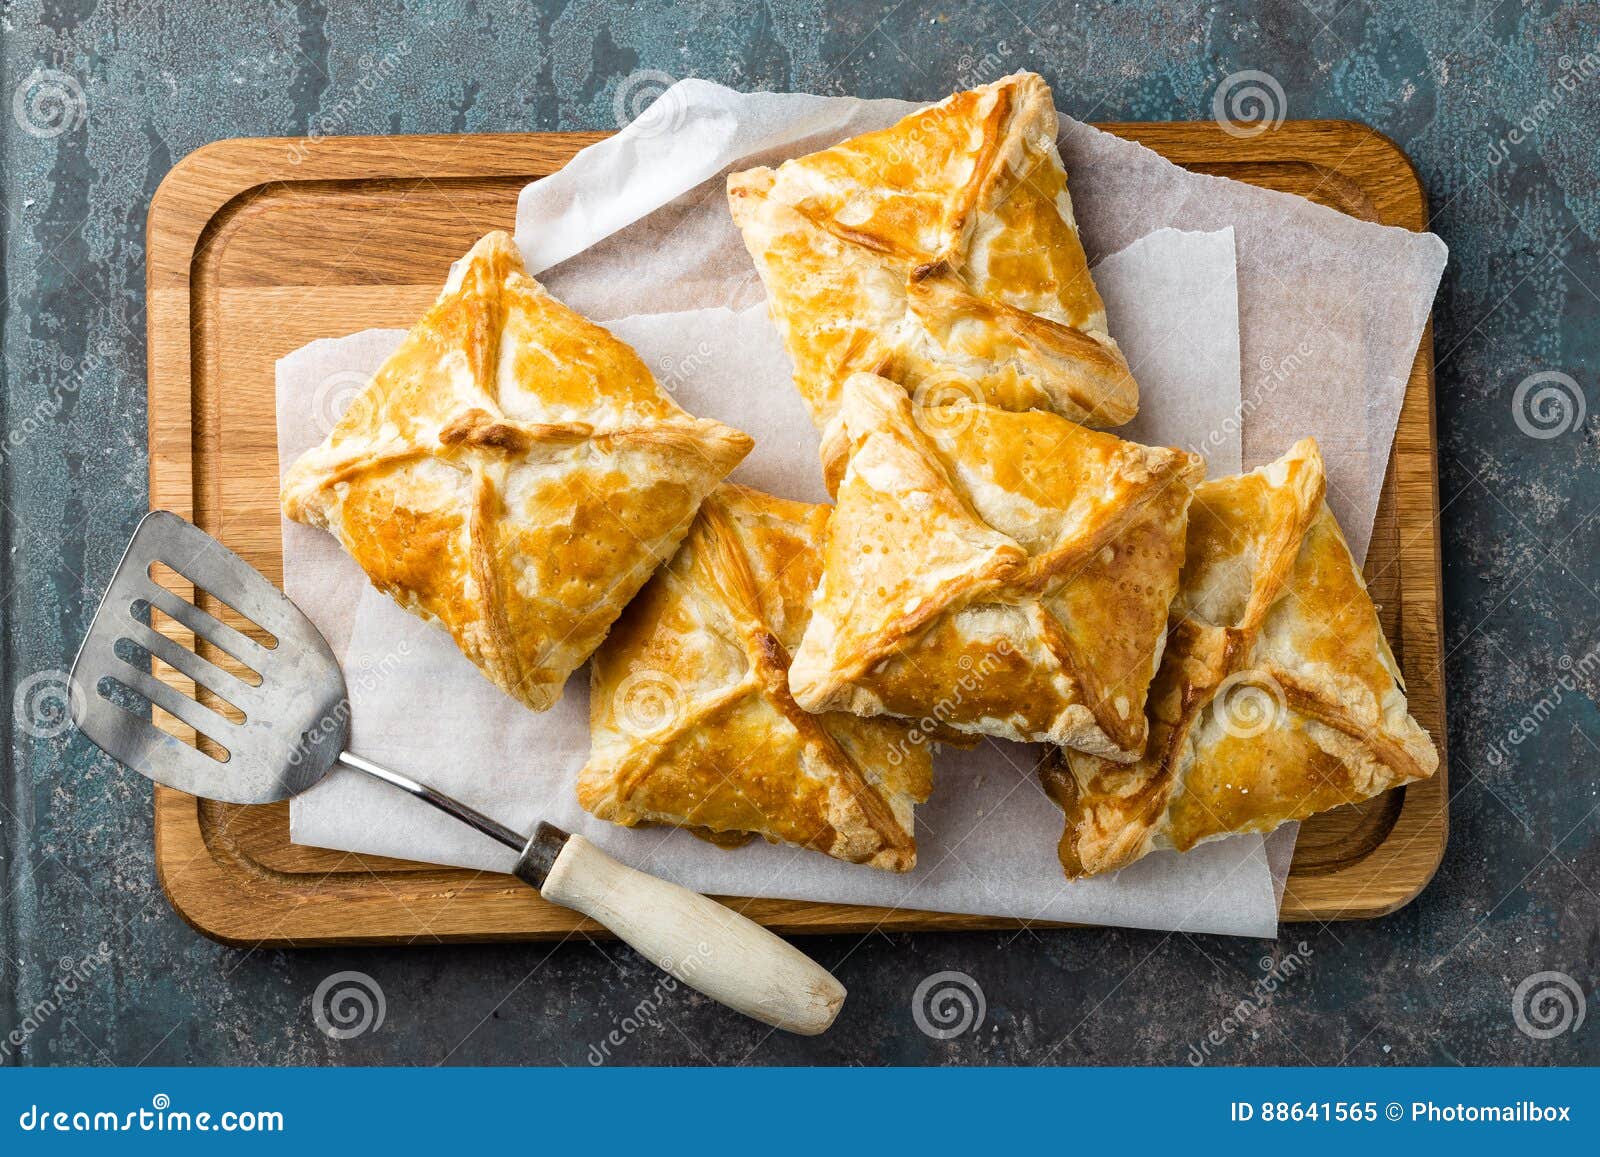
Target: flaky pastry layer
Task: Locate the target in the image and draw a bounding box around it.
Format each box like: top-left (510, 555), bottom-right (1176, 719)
top-left (1042, 439), bottom-right (1440, 877)
top-left (281, 231), bottom-right (752, 711)
top-left (579, 484), bottom-right (932, 871)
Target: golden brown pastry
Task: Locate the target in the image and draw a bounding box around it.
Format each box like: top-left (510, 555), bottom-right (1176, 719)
top-left (281, 231), bottom-right (753, 712)
top-left (788, 372), bottom-right (1203, 758)
top-left (1042, 438), bottom-right (1440, 877)
top-left (729, 71), bottom-right (1136, 488)
top-left (579, 484), bottom-right (932, 870)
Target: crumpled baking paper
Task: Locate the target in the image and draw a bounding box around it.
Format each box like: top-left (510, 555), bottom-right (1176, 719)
top-left (280, 79), bottom-right (1444, 937)
top-left (280, 229), bottom-right (1280, 936)
top-left (515, 80), bottom-right (1446, 562)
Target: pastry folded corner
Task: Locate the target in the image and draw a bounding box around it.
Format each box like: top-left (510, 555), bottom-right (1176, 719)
top-left (728, 71), bottom-right (1136, 491)
top-left (788, 371), bottom-right (1204, 757)
top-left (280, 230), bottom-right (753, 713)
top-left (1043, 437), bottom-right (1441, 878)
top-left (578, 484), bottom-right (933, 871)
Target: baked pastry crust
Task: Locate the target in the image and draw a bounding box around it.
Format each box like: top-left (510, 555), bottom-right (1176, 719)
top-left (729, 71), bottom-right (1136, 488)
top-left (578, 484), bottom-right (932, 871)
top-left (788, 372), bottom-right (1203, 757)
top-left (1042, 438), bottom-right (1440, 877)
top-left (281, 231), bottom-right (753, 712)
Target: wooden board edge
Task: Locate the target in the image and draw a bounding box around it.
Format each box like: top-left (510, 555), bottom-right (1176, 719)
top-left (153, 786), bottom-right (1092, 945)
top-left (1284, 339), bottom-right (1449, 913)
top-left (1098, 119), bottom-right (1427, 229)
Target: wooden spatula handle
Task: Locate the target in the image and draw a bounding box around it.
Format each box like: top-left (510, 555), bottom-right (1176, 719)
top-left (533, 833), bottom-right (846, 1035)
top-left (339, 759), bottom-right (845, 1035)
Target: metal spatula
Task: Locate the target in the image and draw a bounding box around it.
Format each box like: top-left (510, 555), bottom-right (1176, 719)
top-left (70, 510), bottom-right (844, 1035)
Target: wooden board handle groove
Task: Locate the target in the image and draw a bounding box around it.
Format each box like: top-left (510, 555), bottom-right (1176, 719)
top-left (537, 835), bottom-right (845, 1035)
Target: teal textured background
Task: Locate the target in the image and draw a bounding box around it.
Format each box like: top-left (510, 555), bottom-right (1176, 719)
top-left (2, 1), bottom-right (1596, 1065)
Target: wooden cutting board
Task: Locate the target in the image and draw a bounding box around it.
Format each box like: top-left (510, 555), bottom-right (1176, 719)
top-left (145, 122), bottom-right (1447, 945)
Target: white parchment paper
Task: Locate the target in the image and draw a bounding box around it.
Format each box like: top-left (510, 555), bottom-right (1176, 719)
top-left (1100, 227), bottom-right (1242, 477)
top-left (515, 80), bottom-right (1446, 561)
top-left (280, 230), bottom-right (1282, 937)
top-left (278, 79), bottom-right (1444, 937)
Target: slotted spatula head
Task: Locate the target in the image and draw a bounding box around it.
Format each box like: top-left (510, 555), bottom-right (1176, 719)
top-left (70, 510), bottom-right (350, 804)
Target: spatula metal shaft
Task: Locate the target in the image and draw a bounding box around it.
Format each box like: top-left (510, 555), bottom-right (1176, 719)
top-left (72, 511), bottom-right (845, 1033)
top-left (336, 751), bottom-right (527, 852)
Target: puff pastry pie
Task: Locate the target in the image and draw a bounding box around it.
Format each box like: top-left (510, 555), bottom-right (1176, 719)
top-left (729, 71), bottom-right (1136, 488)
top-left (281, 231), bottom-right (753, 712)
top-left (578, 484), bottom-right (932, 870)
top-left (788, 372), bottom-right (1204, 757)
top-left (1042, 438), bottom-right (1440, 877)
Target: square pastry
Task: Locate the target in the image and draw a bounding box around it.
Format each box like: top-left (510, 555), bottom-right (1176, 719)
top-left (1042, 439), bottom-right (1440, 877)
top-left (729, 71), bottom-right (1136, 488)
top-left (281, 231), bottom-right (753, 712)
top-left (788, 372), bottom-right (1204, 758)
top-left (578, 484), bottom-right (933, 871)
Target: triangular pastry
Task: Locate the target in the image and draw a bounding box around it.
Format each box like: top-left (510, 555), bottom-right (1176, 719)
top-left (281, 231), bottom-right (753, 712)
top-left (1042, 439), bottom-right (1440, 877)
top-left (788, 372), bottom-right (1204, 757)
top-left (579, 484), bottom-right (932, 871)
top-left (729, 71), bottom-right (1136, 488)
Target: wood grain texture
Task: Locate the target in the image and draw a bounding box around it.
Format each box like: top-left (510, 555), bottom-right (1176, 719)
top-left (146, 123), bottom-right (1447, 945)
